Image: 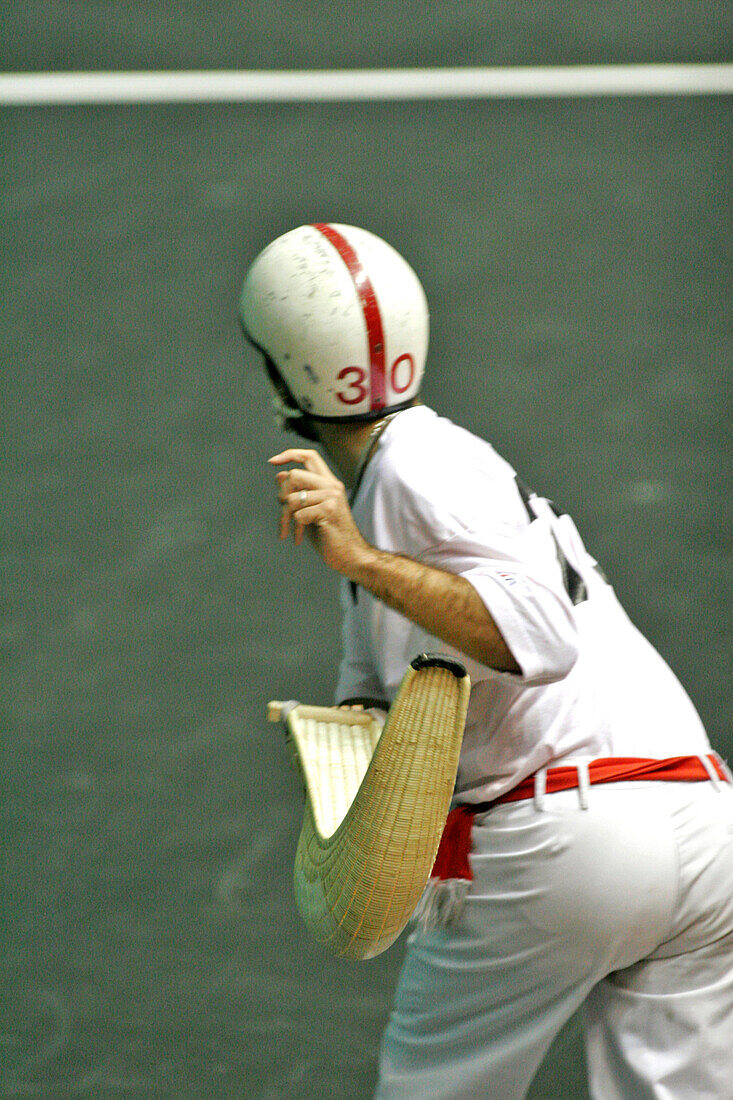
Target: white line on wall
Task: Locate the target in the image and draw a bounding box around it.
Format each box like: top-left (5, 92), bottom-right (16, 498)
top-left (1, 64), bottom-right (732, 106)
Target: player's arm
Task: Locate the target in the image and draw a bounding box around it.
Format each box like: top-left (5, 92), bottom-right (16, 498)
top-left (269, 448), bottom-right (520, 674)
top-left (347, 546), bottom-right (520, 672)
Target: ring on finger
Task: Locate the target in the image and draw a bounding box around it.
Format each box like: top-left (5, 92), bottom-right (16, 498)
top-left (299, 490), bottom-right (307, 505)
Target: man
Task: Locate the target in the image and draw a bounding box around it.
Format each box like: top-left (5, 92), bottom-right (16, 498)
top-left (239, 223), bottom-right (733, 1099)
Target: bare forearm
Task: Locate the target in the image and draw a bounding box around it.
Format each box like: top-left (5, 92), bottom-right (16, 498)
top-left (347, 546), bottom-right (520, 673)
top-left (269, 446), bottom-right (520, 672)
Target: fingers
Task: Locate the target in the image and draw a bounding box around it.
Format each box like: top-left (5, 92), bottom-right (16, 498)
top-left (279, 488), bottom-right (331, 542)
top-left (292, 501), bottom-right (329, 545)
top-left (270, 449), bottom-right (350, 552)
top-left (269, 448), bottom-right (332, 477)
top-left (275, 468), bottom-right (326, 502)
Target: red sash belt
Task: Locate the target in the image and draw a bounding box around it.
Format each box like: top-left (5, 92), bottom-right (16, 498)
top-left (496, 753), bottom-right (729, 803)
top-left (431, 754), bottom-right (731, 883)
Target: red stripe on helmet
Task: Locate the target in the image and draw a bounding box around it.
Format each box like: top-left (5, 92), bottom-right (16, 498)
top-left (311, 223), bottom-right (387, 412)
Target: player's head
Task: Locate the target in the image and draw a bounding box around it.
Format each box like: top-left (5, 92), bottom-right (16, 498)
top-left (238, 223), bottom-right (429, 439)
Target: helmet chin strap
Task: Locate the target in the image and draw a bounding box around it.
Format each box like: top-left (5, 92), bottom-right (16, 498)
top-left (271, 393), bottom-right (320, 442)
top-left (349, 410), bottom-right (403, 502)
top-left (261, 353), bottom-right (321, 441)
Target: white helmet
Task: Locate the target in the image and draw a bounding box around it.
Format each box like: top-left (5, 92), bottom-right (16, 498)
top-left (239, 223), bottom-right (429, 434)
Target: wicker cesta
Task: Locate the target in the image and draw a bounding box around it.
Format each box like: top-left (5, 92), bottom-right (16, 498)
top-left (268, 655), bottom-right (471, 959)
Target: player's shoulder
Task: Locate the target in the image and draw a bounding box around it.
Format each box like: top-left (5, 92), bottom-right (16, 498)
top-left (375, 406), bottom-right (525, 541)
top-left (382, 406), bottom-right (515, 498)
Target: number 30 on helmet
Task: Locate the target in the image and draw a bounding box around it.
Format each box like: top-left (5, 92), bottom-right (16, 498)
top-left (238, 223), bottom-right (429, 436)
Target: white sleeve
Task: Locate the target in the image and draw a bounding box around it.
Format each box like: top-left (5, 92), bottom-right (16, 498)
top-left (334, 578), bottom-right (385, 704)
top-left (376, 464), bottom-right (579, 687)
top-left (422, 524), bottom-right (579, 686)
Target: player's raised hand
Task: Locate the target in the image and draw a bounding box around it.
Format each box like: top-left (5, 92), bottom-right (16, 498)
top-left (269, 449), bottom-right (372, 576)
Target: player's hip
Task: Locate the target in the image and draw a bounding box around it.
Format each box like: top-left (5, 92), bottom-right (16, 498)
top-left (467, 780), bottom-right (733, 967)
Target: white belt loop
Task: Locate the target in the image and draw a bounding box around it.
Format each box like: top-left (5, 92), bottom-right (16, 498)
top-left (701, 754), bottom-right (723, 790)
top-left (713, 753), bottom-right (733, 785)
top-left (576, 762), bottom-right (591, 810)
top-left (533, 768), bottom-right (547, 811)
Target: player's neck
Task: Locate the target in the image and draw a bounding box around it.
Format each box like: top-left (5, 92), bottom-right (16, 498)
top-left (315, 420), bottom-right (381, 487)
top-left (315, 402), bottom-right (417, 488)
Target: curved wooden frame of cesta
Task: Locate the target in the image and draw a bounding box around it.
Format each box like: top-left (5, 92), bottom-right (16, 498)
top-left (267, 654), bottom-right (471, 960)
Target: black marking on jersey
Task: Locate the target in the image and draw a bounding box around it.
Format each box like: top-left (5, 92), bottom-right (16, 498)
top-left (514, 476), bottom-right (588, 606)
top-left (548, 499), bottom-right (567, 519)
top-left (555, 545), bottom-right (589, 606)
top-left (349, 580), bottom-right (357, 603)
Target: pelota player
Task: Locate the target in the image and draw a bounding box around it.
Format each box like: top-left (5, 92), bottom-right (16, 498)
top-left (239, 223), bottom-right (733, 1099)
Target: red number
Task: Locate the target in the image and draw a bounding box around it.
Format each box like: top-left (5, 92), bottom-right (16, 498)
top-left (336, 366), bottom-right (368, 405)
top-left (390, 354), bottom-right (414, 394)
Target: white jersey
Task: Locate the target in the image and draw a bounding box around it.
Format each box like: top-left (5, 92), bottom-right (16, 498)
top-left (335, 406), bottom-right (710, 802)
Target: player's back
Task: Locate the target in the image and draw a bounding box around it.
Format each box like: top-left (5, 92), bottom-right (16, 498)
top-left (354, 406), bottom-right (711, 799)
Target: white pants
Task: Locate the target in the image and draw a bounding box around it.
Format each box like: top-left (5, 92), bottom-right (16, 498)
top-left (375, 780), bottom-right (733, 1099)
